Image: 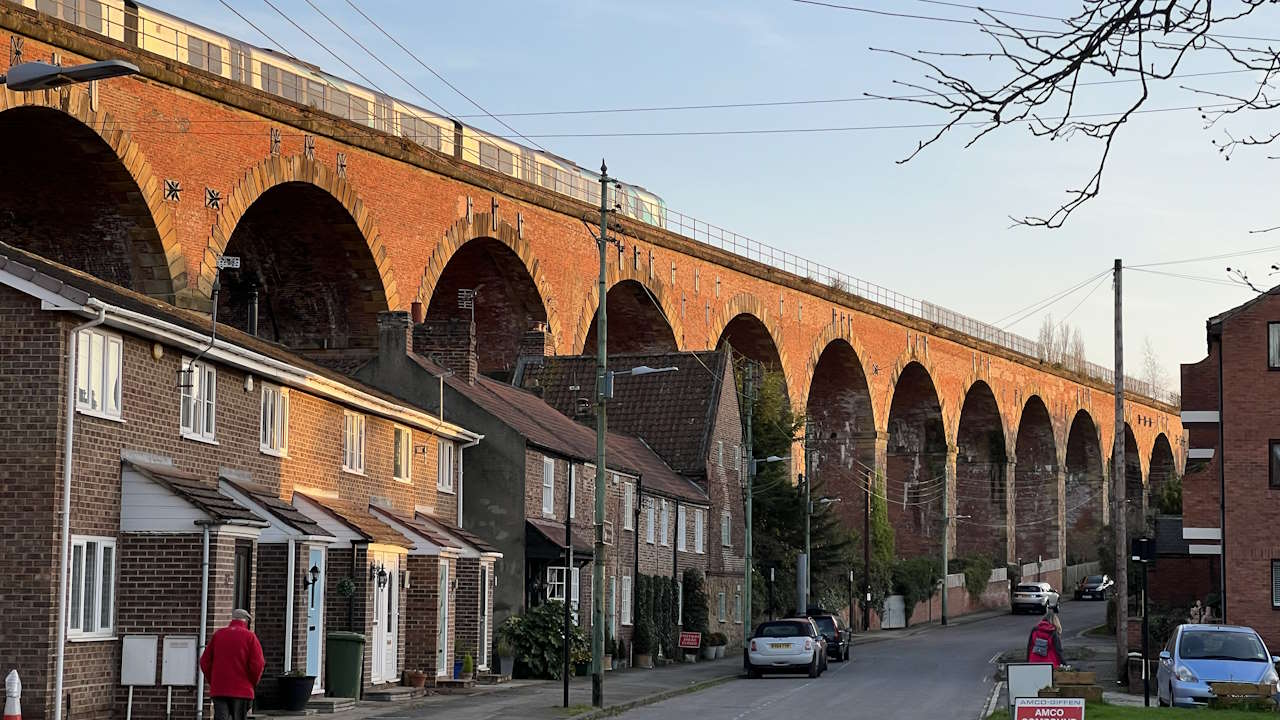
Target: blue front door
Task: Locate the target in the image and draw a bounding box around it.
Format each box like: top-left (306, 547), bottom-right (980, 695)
top-left (306, 546), bottom-right (325, 688)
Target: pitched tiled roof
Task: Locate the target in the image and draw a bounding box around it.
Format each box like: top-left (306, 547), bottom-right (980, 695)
top-left (515, 351), bottom-right (731, 477)
top-left (372, 508), bottom-right (456, 549)
top-left (220, 476), bottom-right (329, 537)
top-left (0, 243), bottom-right (461, 435)
top-left (609, 435), bottom-right (708, 505)
top-left (527, 518), bottom-right (593, 554)
top-left (295, 493), bottom-right (411, 547)
top-left (412, 513), bottom-right (501, 555)
top-left (125, 460), bottom-right (266, 526)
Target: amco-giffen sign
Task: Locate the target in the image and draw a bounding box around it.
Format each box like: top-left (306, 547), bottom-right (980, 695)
top-left (1013, 698), bottom-right (1084, 720)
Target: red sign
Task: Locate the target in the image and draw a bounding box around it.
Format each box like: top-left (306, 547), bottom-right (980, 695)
top-left (678, 631), bottom-right (701, 649)
top-left (1014, 698), bottom-right (1084, 720)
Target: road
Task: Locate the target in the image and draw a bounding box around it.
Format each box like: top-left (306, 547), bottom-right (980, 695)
top-left (614, 601), bottom-right (1107, 720)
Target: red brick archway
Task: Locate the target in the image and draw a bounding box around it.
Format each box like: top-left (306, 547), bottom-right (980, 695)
top-left (0, 90), bottom-right (183, 300)
top-left (955, 380), bottom-right (1008, 562)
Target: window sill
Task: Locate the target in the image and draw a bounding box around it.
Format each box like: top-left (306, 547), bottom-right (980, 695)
top-left (182, 433), bottom-right (219, 446)
top-left (260, 446), bottom-right (289, 459)
top-left (77, 407), bottom-right (123, 424)
top-left (69, 633), bottom-right (116, 643)
top-left (342, 468), bottom-right (366, 477)
top-left (621, 621), bottom-right (633, 627)
top-left (437, 486), bottom-right (456, 495)
top-left (394, 476), bottom-right (412, 485)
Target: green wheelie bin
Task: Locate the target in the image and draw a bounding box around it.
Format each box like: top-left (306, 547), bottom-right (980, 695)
top-left (325, 631), bottom-right (366, 698)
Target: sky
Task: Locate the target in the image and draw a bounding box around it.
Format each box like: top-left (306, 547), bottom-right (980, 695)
top-left (150, 0), bottom-right (1280, 389)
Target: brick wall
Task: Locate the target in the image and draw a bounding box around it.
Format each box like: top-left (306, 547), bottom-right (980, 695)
top-left (404, 556), bottom-right (439, 675)
top-left (455, 557), bottom-right (480, 668)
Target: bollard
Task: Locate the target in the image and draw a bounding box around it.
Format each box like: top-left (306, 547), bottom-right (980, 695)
top-left (5, 670), bottom-right (21, 720)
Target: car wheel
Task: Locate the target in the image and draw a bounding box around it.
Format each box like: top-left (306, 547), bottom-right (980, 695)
top-left (808, 654), bottom-right (820, 678)
top-left (746, 665), bottom-right (760, 679)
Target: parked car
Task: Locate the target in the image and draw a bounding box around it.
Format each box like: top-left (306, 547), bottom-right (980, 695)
top-left (806, 612), bottom-right (851, 662)
top-left (1157, 624), bottom-right (1280, 708)
top-left (1073, 574), bottom-right (1113, 600)
top-left (1011, 582), bottom-right (1059, 614)
top-left (745, 618), bottom-right (828, 678)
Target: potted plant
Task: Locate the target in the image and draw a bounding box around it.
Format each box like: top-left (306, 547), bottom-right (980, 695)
top-left (613, 639), bottom-right (626, 670)
top-left (461, 654), bottom-right (475, 682)
top-left (633, 619), bottom-right (654, 669)
top-left (402, 669), bottom-right (428, 688)
top-left (709, 632), bottom-right (728, 659)
top-left (277, 669), bottom-right (315, 712)
top-left (495, 636), bottom-right (514, 676)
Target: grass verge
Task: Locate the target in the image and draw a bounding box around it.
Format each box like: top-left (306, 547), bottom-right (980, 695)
top-left (988, 702), bottom-right (1272, 719)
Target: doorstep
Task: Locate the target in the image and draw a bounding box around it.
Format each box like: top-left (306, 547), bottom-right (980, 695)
top-left (306, 697), bottom-right (357, 714)
top-left (363, 686), bottom-right (425, 702)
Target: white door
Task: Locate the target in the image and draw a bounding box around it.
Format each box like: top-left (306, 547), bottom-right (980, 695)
top-left (371, 553), bottom-right (390, 684)
top-left (382, 556), bottom-right (398, 681)
top-left (478, 564), bottom-right (489, 670)
top-left (305, 546), bottom-right (326, 691)
top-left (436, 561), bottom-right (450, 676)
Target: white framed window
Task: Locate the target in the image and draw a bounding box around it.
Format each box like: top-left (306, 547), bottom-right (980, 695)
top-left (677, 580), bottom-right (684, 624)
top-left (437, 439), bottom-right (456, 492)
top-left (571, 567), bottom-right (580, 616)
top-left (609, 575), bottom-right (617, 636)
top-left (721, 510), bottom-right (732, 547)
top-left (661, 500), bottom-right (670, 546)
top-left (68, 535), bottom-right (115, 640)
top-left (717, 441), bottom-right (724, 467)
top-left (569, 465), bottom-right (576, 520)
top-left (342, 411), bottom-right (365, 474)
top-left (542, 457), bottom-right (555, 517)
top-left (393, 425), bottom-right (412, 483)
top-left (677, 505), bottom-right (687, 551)
top-left (646, 500), bottom-right (656, 544)
top-left (75, 328), bottom-right (122, 420)
top-left (734, 444), bottom-right (741, 471)
top-left (623, 483), bottom-right (635, 531)
top-left (694, 509), bottom-right (705, 554)
top-left (179, 358), bottom-right (216, 442)
top-left (735, 587), bottom-right (742, 624)
top-left (717, 592), bottom-right (726, 622)
top-left (621, 575), bottom-right (632, 626)
top-left (259, 384), bottom-right (289, 456)
top-left (546, 566), bottom-right (567, 602)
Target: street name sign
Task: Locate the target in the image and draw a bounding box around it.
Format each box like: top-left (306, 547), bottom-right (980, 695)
top-left (1014, 698), bottom-right (1084, 720)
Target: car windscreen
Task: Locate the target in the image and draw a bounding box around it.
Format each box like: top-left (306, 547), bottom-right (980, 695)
top-left (1179, 631), bottom-right (1268, 662)
top-left (1016, 585), bottom-right (1044, 593)
top-left (755, 622), bottom-right (809, 638)
top-left (1085, 575), bottom-right (1103, 584)
top-left (813, 617), bottom-right (837, 635)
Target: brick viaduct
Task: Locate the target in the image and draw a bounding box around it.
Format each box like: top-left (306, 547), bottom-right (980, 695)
top-left (0, 4), bottom-right (1183, 572)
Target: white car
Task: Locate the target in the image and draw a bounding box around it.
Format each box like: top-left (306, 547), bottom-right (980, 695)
top-left (745, 618), bottom-right (827, 678)
top-left (1012, 582), bottom-right (1059, 614)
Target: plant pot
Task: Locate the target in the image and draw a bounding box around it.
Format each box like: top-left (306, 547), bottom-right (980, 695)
top-left (714, 645), bottom-right (726, 659)
top-left (634, 653), bottom-right (652, 669)
top-left (460, 672), bottom-right (474, 682)
top-left (277, 675), bottom-right (316, 712)
top-left (574, 662), bottom-right (590, 677)
top-left (700, 647), bottom-right (716, 661)
top-left (498, 655), bottom-right (515, 676)
top-left (453, 660), bottom-right (463, 679)
top-left (403, 670), bottom-right (427, 688)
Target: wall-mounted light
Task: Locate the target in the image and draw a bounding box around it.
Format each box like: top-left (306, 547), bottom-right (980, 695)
top-left (303, 564), bottom-right (321, 604)
top-left (370, 561), bottom-right (389, 589)
top-left (402, 570), bottom-right (411, 590)
top-left (244, 375), bottom-right (254, 393)
top-left (151, 343), bottom-right (164, 361)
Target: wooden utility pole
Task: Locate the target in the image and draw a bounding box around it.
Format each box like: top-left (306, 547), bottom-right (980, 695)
top-left (1113, 258), bottom-right (1128, 676)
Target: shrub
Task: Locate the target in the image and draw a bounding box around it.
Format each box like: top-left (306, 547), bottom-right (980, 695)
top-left (892, 556), bottom-right (941, 626)
top-left (682, 568), bottom-right (711, 636)
top-left (462, 654), bottom-right (474, 674)
top-left (708, 632), bottom-right (728, 646)
top-left (633, 617), bottom-right (655, 655)
top-left (497, 601), bottom-right (588, 680)
top-left (960, 555), bottom-right (994, 599)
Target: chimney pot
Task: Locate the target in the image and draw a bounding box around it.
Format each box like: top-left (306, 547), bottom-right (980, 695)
top-left (411, 300), bottom-right (425, 325)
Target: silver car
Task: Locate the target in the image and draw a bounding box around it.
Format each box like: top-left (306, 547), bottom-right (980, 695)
top-left (1011, 582), bottom-right (1059, 614)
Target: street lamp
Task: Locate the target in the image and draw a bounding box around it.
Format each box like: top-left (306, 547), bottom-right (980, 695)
top-left (744, 452), bottom-right (787, 647)
top-left (0, 59), bottom-right (139, 91)
top-left (800, 475), bottom-right (840, 609)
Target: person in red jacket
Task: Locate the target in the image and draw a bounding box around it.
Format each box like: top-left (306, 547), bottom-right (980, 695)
top-left (1026, 608), bottom-right (1064, 668)
top-left (199, 609), bottom-right (265, 720)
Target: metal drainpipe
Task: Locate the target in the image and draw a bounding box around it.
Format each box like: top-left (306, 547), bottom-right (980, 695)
top-left (284, 538), bottom-right (296, 672)
top-left (1217, 336), bottom-right (1226, 622)
top-left (196, 522), bottom-right (212, 720)
top-left (53, 303), bottom-right (106, 720)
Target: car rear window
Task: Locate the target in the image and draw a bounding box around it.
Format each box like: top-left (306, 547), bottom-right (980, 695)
top-left (1179, 631), bottom-right (1268, 661)
top-left (813, 617), bottom-right (837, 634)
top-left (1016, 585), bottom-right (1044, 593)
top-left (1085, 575), bottom-right (1103, 584)
top-left (755, 622), bottom-right (809, 638)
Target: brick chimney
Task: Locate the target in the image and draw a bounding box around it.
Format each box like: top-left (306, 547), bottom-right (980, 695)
top-left (519, 320), bottom-right (552, 360)
top-left (414, 319), bottom-right (478, 385)
top-left (377, 310), bottom-right (413, 363)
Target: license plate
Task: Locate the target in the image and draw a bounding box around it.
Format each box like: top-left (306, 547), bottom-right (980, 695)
top-left (770, 643), bottom-right (788, 649)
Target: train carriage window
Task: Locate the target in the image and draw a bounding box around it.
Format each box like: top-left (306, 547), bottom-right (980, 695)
top-left (188, 37), bottom-right (208, 70)
top-left (375, 99), bottom-right (395, 134)
top-left (263, 65), bottom-right (300, 103)
top-left (305, 79), bottom-right (326, 112)
top-left (38, 0), bottom-right (101, 33)
top-left (82, 0), bottom-right (102, 33)
top-left (326, 88), bottom-right (349, 119)
top-left (479, 141), bottom-right (499, 171)
top-left (402, 115), bottom-right (440, 151)
top-left (349, 96), bottom-right (370, 126)
top-left (498, 148), bottom-right (515, 176)
top-left (207, 44), bottom-right (223, 76)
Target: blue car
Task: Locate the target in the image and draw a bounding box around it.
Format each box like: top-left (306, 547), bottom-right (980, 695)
top-left (1156, 624), bottom-right (1280, 707)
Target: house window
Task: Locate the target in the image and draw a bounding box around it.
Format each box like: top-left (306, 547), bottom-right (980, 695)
top-left (609, 575), bottom-right (617, 636)
top-left (717, 592), bottom-right (726, 622)
top-left (437, 439), bottom-right (456, 492)
top-left (677, 580), bottom-right (684, 624)
top-left (1270, 323), bottom-right (1280, 369)
top-left (68, 535), bottom-right (115, 639)
top-left (734, 587), bottom-right (742, 624)
top-left (259, 384), bottom-right (289, 456)
top-left (546, 567), bottom-right (567, 602)
top-left (233, 545), bottom-right (251, 612)
top-left (623, 483), bottom-right (635, 531)
top-left (75, 328), bottom-right (122, 419)
top-left (569, 465), bottom-right (577, 519)
top-left (1271, 441), bottom-right (1280, 488)
top-left (734, 444), bottom-right (741, 471)
top-left (695, 509), bottom-right (706, 554)
top-left (571, 567), bottom-right (580, 616)
top-left (721, 510), bottom-right (732, 547)
top-left (542, 457), bottom-right (555, 517)
top-left (717, 441), bottom-right (724, 467)
top-left (621, 575), bottom-right (632, 625)
top-left (342, 411), bottom-right (365, 474)
top-left (677, 505), bottom-right (687, 551)
top-left (393, 426), bottom-right (412, 483)
top-left (661, 501), bottom-right (670, 546)
top-left (179, 358), bottom-right (216, 442)
top-left (646, 500), bottom-right (656, 544)
top-left (1273, 561), bottom-right (1280, 608)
